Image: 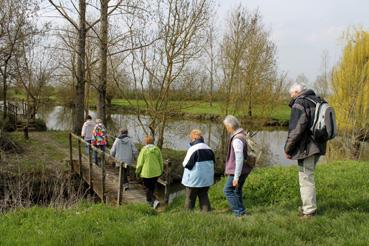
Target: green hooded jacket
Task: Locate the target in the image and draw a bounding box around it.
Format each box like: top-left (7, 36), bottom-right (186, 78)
top-left (136, 144), bottom-right (163, 178)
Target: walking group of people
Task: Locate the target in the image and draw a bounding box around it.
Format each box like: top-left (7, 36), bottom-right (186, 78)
top-left (80, 83), bottom-right (327, 218)
top-left (81, 118), bottom-right (164, 208)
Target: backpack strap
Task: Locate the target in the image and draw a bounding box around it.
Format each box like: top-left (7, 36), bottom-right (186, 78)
top-left (304, 96), bottom-right (317, 105)
top-left (301, 96), bottom-right (320, 133)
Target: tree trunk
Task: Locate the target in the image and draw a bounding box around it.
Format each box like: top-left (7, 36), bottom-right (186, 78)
top-left (97, 0), bottom-right (108, 126)
top-left (73, 0), bottom-right (87, 135)
top-left (248, 82), bottom-right (252, 117)
top-left (84, 69), bottom-right (90, 117)
top-left (2, 67), bottom-right (7, 119)
top-left (157, 115), bottom-right (167, 149)
top-left (209, 63), bottom-right (213, 107)
top-left (106, 96), bottom-right (112, 108)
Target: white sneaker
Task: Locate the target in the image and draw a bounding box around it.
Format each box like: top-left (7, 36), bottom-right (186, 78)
top-left (153, 200), bottom-right (160, 209)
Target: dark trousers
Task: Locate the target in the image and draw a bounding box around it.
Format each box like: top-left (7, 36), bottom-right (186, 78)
top-left (123, 167), bottom-right (129, 184)
top-left (185, 187), bottom-right (211, 212)
top-left (143, 177), bottom-right (158, 205)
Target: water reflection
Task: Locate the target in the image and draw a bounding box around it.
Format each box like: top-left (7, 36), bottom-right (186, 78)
top-left (38, 106), bottom-right (301, 166)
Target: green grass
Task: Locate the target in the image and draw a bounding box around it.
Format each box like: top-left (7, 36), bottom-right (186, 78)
top-left (111, 99), bottom-right (291, 121)
top-left (1, 160), bottom-right (369, 245)
top-left (4, 131), bottom-right (71, 173)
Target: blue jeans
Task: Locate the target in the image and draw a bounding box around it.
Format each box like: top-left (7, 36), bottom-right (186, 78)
top-left (93, 145), bottom-right (106, 165)
top-left (224, 174), bottom-right (247, 216)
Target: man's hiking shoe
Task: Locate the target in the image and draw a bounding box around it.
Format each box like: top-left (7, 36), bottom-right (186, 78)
top-left (298, 206), bottom-right (317, 218)
top-left (300, 212), bottom-right (316, 219)
top-left (298, 208), bottom-right (316, 218)
top-left (153, 200), bottom-right (160, 209)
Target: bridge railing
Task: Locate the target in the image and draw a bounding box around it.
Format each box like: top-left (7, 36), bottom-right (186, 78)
top-left (0, 102), bottom-right (18, 128)
top-left (68, 133), bottom-right (171, 205)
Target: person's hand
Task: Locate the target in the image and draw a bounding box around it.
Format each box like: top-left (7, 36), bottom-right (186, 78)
top-left (285, 153), bottom-right (292, 159)
top-left (232, 179), bottom-right (238, 187)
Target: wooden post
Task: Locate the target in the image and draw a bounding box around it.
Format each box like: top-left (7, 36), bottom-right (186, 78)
top-left (14, 105), bottom-right (17, 125)
top-left (117, 162), bottom-right (125, 205)
top-left (101, 148), bottom-right (106, 203)
top-left (88, 144), bottom-right (92, 188)
top-left (166, 160), bottom-right (172, 185)
top-left (69, 133), bottom-right (73, 172)
top-left (164, 160), bottom-right (171, 204)
top-left (78, 139), bottom-right (82, 175)
top-left (23, 126), bottom-right (29, 140)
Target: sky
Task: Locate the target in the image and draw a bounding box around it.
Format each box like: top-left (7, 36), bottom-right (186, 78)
top-left (216, 0), bottom-right (369, 82)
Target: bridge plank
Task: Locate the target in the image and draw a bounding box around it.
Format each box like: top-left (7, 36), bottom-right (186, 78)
top-left (70, 160), bottom-right (147, 204)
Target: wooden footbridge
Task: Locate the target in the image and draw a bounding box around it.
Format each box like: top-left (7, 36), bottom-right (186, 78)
top-left (68, 133), bottom-right (172, 205)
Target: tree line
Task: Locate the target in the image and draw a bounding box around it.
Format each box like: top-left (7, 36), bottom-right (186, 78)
top-left (1, 0), bottom-right (367, 152)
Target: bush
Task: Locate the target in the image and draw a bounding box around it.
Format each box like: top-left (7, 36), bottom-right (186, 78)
top-left (34, 118), bottom-right (47, 131)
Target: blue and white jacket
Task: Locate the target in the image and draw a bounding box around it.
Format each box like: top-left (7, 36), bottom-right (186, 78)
top-left (181, 139), bottom-right (215, 188)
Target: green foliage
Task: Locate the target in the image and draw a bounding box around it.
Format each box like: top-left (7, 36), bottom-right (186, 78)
top-left (331, 30), bottom-right (369, 131)
top-left (34, 118), bottom-right (47, 131)
top-left (1, 161), bottom-right (369, 245)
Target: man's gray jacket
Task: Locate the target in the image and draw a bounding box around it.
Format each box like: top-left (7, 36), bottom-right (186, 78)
top-left (284, 89), bottom-right (326, 160)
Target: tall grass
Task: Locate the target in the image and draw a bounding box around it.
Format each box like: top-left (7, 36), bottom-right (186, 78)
top-left (1, 160), bottom-right (369, 245)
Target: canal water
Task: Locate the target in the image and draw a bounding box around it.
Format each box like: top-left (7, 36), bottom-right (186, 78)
top-left (38, 106), bottom-right (297, 166)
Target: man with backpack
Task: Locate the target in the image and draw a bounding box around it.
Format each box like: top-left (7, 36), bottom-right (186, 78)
top-left (284, 83), bottom-right (336, 218)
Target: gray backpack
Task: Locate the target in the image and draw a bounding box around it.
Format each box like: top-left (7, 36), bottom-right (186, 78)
top-left (305, 97), bottom-right (337, 142)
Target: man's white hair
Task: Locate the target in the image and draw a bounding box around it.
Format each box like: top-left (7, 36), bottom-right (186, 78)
top-left (223, 115), bottom-right (240, 130)
top-left (289, 83), bottom-right (306, 94)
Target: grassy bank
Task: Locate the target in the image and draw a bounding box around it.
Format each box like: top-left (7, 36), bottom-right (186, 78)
top-left (2, 131), bottom-right (70, 173)
top-left (1, 160), bottom-right (369, 245)
top-left (111, 99), bottom-right (290, 122)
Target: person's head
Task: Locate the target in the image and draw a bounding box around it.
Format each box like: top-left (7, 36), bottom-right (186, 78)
top-left (223, 115), bottom-right (240, 134)
top-left (144, 135), bottom-right (154, 145)
top-left (190, 129), bottom-right (203, 142)
top-left (86, 115), bottom-right (92, 121)
top-left (119, 128), bottom-right (128, 136)
top-left (289, 83), bottom-right (306, 99)
top-left (96, 118), bottom-right (102, 124)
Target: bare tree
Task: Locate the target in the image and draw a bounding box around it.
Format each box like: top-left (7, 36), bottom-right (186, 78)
top-left (48, 0), bottom-right (89, 134)
top-left (204, 16), bottom-right (217, 106)
top-left (122, 0), bottom-right (211, 148)
top-left (0, 0), bottom-right (36, 119)
top-left (314, 50), bottom-right (331, 97)
top-left (220, 7), bottom-right (278, 117)
top-left (14, 25), bottom-right (55, 123)
top-left (295, 73), bottom-right (309, 85)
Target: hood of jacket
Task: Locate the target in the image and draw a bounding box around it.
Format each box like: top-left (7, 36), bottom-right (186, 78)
top-left (85, 120), bottom-right (95, 127)
top-left (117, 134), bottom-right (130, 144)
top-left (289, 89), bottom-right (316, 107)
top-left (144, 144), bottom-right (159, 153)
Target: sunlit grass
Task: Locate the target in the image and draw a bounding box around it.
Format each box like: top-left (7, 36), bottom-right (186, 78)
top-left (112, 99), bottom-right (290, 121)
top-left (1, 160), bottom-right (368, 245)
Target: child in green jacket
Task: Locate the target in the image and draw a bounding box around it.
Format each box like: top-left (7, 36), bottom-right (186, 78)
top-left (136, 136), bottom-right (163, 209)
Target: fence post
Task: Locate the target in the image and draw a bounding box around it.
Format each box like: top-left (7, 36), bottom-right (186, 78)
top-left (78, 139), bottom-right (82, 175)
top-left (117, 163), bottom-right (125, 205)
top-left (14, 105), bottom-right (17, 125)
top-left (101, 149), bottom-right (106, 203)
top-left (88, 144), bottom-right (92, 188)
top-left (164, 159), bottom-right (171, 204)
top-left (69, 133), bottom-right (73, 172)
